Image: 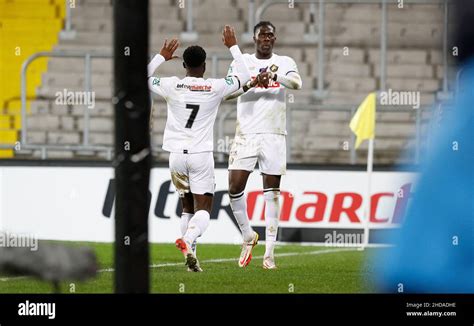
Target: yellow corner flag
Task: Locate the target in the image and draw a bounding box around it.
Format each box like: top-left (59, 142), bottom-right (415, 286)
top-left (350, 92), bottom-right (376, 149)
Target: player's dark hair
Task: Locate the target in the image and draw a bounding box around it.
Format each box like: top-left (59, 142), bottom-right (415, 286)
top-left (183, 45), bottom-right (206, 68)
top-left (253, 21), bottom-right (276, 35)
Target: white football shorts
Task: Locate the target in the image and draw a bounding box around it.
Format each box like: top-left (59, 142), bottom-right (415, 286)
top-left (228, 133), bottom-right (286, 175)
top-left (169, 151), bottom-right (216, 197)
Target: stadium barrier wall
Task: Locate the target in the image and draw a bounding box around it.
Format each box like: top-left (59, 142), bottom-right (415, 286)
top-left (0, 166), bottom-right (417, 245)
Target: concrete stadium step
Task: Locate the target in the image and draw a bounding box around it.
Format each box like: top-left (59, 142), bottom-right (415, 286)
top-left (326, 76), bottom-right (377, 92)
top-left (306, 121), bottom-right (352, 137)
top-left (26, 115), bottom-right (60, 130)
top-left (70, 102), bottom-right (113, 117)
top-left (368, 49), bottom-right (428, 64)
top-left (42, 72), bottom-right (112, 88)
top-left (321, 92), bottom-right (371, 106)
top-left (194, 4), bottom-right (241, 20)
top-left (310, 3), bottom-right (443, 24)
top-left (26, 131), bottom-right (46, 144)
top-left (323, 22), bottom-right (442, 48)
top-left (52, 44), bottom-right (112, 53)
top-left (304, 47), bottom-right (365, 64)
top-left (70, 4), bottom-right (180, 20)
top-left (261, 6), bottom-right (303, 21)
top-left (373, 64), bottom-right (434, 79)
top-left (47, 131), bottom-right (81, 144)
top-left (89, 132), bottom-right (113, 146)
top-left (48, 57), bottom-right (112, 72)
top-left (59, 116), bottom-right (75, 130)
top-left (385, 78), bottom-right (440, 92)
top-left (292, 110), bottom-right (350, 122)
top-left (30, 100), bottom-right (51, 114)
top-left (324, 63), bottom-right (371, 77)
top-left (194, 21), bottom-right (245, 34)
top-left (77, 117), bottom-right (112, 132)
top-left (61, 31), bottom-right (112, 45)
top-left (71, 18), bottom-right (184, 34)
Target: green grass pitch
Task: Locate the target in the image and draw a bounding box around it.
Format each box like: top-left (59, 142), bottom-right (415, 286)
top-left (0, 242), bottom-right (381, 293)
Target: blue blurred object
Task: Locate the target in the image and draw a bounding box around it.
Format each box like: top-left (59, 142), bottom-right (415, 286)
top-left (374, 59), bottom-right (474, 293)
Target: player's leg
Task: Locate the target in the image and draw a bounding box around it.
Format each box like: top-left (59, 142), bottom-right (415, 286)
top-left (169, 152), bottom-right (199, 271)
top-left (179, 193), bottom-right (197, 254)
top-left (180, 193), bottom-right (212, 254)
top-left (259, 134), bottom-right (286, 269)
top-left (229, 170), bottom-right (259, 267)
top-left (228, 169), bottom-right (254, 241)
top-left (228, 135), bottom-right (259, 267)
top-left (262, 173), bottom-right (281, 269)
top-left (176, 152), bottom-right (215, 272)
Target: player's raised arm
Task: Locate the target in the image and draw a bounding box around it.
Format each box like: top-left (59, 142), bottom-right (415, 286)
top-left (220, 25), bottom-right (253, 99)
top-left (147, 38), bottom-right (179, 77)
top-left (148, 38), bottom-right (179, 98)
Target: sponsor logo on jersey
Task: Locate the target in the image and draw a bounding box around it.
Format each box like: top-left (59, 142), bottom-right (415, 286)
top-left (269, 64), bottom-right (279, 72)
top-left (152, 78), bottom-right (160, 86)
top-left (251, 76), bottom-right (281, 88)
top-left (176, 83), bottom-right (212, 92)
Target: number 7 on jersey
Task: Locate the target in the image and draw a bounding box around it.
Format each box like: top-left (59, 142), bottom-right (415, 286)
top-left (185, 104), bottom-right (200, 128)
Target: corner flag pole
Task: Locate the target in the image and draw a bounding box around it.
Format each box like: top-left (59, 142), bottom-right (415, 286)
top-left (363, 138), bottom-right (374, 248)
top-left (349, 92), bottom-right (376, 249)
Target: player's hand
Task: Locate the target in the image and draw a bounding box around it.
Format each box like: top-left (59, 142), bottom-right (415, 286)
top-left (257, 71), bottom-right (273, 88)
top-left (222, 25), bottom-right (237, 48)
top-left (249, 77), bottom-right (259, 88)
top-left (159, 38), bottom-right (179, 61)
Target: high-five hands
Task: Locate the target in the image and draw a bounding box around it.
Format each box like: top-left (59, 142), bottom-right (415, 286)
top-left (256, 71), bottom-right (273, 88)
top-left (159, 38), bottom-right (179, 61)
top-left (222, 25), bottom-right (237, 48)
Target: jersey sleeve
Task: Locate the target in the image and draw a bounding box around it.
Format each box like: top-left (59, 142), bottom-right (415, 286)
top-left (214, 75), bottom-right (242, 99)
top-left (283, 56), bottom-right (300, 76)
top-left (148, 76), bottom-right (173, 99)
top-left (226, 59), bottom-right (236, 77)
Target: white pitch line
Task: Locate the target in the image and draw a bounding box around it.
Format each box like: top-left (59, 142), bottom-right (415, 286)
top-left (98, 247), bottom-right (356, 273)
top-left (0, 247), bottom-right (357, 281)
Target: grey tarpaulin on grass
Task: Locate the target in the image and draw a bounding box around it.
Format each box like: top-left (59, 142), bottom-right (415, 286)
top-left (0, 239), bottom-right (97, 292)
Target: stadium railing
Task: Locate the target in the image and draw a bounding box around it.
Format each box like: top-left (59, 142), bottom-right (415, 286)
top-left (216, 103), bottom-right (430, 165)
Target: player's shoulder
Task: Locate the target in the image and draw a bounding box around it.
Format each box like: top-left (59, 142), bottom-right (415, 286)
top-left (153, 75), bottom-right (179, 83)
top-left (274, 54), bottom-right (296, 64)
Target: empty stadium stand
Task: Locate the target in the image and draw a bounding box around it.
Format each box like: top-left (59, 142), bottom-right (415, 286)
top-left (1, 0), bottom-right (454, 164)
top-left (0, 0), bottom-right (65, 158)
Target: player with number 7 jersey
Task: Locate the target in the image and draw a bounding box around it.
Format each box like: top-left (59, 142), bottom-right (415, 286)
top-left (147, 26), bottom-right (251, 272)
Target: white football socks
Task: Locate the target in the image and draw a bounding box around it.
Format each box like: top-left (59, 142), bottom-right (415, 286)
top-left (229, 191), bottom-right (254, 242)
top-left (264, 188), bottom-right (280, 258)
top-left (180, 212), bottom-right (194, 236)
top-left (183, 210), bottom-right (210, 246)
top-left (180, 212), bottom-right (197, 253)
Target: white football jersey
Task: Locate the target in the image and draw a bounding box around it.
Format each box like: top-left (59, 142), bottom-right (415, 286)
top-left (227, 53), bottom-right (299, 135)
top-left (149, 75), bottom-right (242, 153)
